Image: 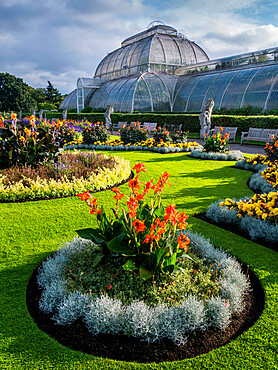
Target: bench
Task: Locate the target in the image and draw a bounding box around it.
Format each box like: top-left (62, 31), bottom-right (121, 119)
top-left (211, 126), bottom-right (237, 143)
top-left (164, 124), bottom-right (182, 133)
top-left (143, 122), bottom-right (157, 137)
top-left (111, 121), bottom-right (127, 134)
top-left (241, 128), bottom-right (278, 144)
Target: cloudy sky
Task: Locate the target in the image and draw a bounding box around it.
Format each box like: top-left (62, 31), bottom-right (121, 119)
top-left (1, 0), bottom-right (278, 94)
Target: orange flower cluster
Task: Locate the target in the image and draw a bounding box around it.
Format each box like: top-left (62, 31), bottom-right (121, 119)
top-left (77, 190), bottom-right (101, 215)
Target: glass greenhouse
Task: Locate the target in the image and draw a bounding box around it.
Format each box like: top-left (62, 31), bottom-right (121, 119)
top-left (60, 23), bottom-right (278, 113)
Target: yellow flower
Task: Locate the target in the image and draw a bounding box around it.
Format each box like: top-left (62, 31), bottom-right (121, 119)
top-left (261, 213), bottom-right (268, 220)
top-left (24, 128), bottom-right (31, 136)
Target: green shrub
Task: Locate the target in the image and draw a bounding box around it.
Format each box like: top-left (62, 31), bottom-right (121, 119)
top-left (153, 126), bottom-right (171, 143)
top-left (0, 117), bottom-right (62, 169)
top-left (82, 123), bottom-right (110, 144)
top-left (264, 135), bottom-right (278, 162)
top-left (120, 123), bottom-right (148, 144)
top-left (170, 130), bottom-right (188, 144)
top-left (203, 131), bottom-right (229, 153)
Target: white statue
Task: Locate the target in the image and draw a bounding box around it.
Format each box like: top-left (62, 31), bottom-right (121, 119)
top-left (62, 108), bottom-right (67, 120)
top-left (199, 98), bottom-right (214, 139)
top-left (104, 105), bottom-right (114, 129)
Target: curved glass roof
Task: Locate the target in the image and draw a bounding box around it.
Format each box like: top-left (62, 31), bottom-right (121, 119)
top-left (60, 89), bottom-right (77, 110)
top-left (94, 25), bottom-right (209, 80)
top-left (173, 63), bottom-right (278, 112)
top-left (88, 72), bottom-right (177, 112)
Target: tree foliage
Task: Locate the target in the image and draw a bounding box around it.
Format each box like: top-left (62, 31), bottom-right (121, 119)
top-left (0, 73), bottom-right (37, 112)
top-left (45, 81), bottom-right (62, 107)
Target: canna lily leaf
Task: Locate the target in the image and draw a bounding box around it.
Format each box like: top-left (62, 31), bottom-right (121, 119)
top-left (122, 259), bottom-right (137, 271)
top-left (76, 228), bottom-right (104, 244)
top-left (139, 266), bottom-right (153, 280)
top-left (107, 232), bottom-right (131, 254)
top-left (92, 252), bottom-right (104, 267)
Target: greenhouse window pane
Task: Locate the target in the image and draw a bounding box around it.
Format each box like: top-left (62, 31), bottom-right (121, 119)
top-left (172, 75), bottom-right (203, 112)
top-left (221, 68), bottom-right (259, 109)
top-left (187, 74), bottom-right (219, 112)
top-left (243, 65), bottom-right (278, 109)
top-left (205, 71), bottom-right (238, 109)
top-left (133, 78), bottom-right (152, 112)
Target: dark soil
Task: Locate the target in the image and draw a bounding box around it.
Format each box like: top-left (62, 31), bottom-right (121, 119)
top-left (26, 262), bottom-right (265, 363)
top-left (193, 213), bottom-right (277, 252)
top-left (0, 171), bottom-right (133, 203)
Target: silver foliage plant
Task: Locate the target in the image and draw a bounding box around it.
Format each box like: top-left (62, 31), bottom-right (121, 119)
top-left (206, 200), bottom-right (278, 244)
top-left (37, 234), bottom-right (250, 345)
top-left (190, 149), bottom-right (244, 161)
top-left (235, 159), bottom-right (276, 193)
top-left (206, 157), bottom-right (278, 244)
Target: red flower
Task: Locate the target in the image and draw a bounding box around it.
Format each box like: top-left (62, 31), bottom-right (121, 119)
top-left (107, 284), bottom-right (113, 290)
top-left (77, 190), bottom-right (91, 201)
top-left (112, 187), bottom-right (125, 201)
top-left (132, 219), bottom-right (146, 234)
top-left (128, 175), bottom-right (141, 194)
top-left (133, 162), bottom-right (147, 173)
top-left (177, 233), bottom-right (190, 252)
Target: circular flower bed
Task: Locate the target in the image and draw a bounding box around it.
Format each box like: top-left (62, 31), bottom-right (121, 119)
top-left (36, 231), bottom-right (250, 345)
top-left (0, 152), bottom-right (130, 201)
top-left (190, 149), bottom-right (244, 161)
top-left (32, 162), bottom-right (251, 357)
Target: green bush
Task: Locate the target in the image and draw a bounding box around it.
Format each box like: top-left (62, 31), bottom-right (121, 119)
top-left (0, 118), bottom-right (62, 169)
top-left (203, 131), bottom-right (229, 153)
top-left (170, 130), bottom-right (188, 144)
top-left (264, 135), bottom-right (278, 162)
top-left (120, 123), bottom-right (148, 144)
top-left (82, 123), bottom-right (110, 144)
top-left (153, 126), bottom-right (171, 143)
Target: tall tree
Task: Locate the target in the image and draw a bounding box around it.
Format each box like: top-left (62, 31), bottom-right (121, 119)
top-left (45, 81), bottom-right (62, 108)
top-left (0, 73), bottom-right (37, 112)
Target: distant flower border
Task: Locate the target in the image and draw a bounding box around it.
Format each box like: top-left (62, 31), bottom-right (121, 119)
top-left (64, 142), bottom-right (200, 154)
top-left (0, 155), bottom-right (130, 202)
top-left (190, 149), bottom-right (244, 161)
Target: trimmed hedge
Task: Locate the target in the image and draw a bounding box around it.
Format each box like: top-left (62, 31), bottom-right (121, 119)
top-left (42, 112), bottom-right (278, 134)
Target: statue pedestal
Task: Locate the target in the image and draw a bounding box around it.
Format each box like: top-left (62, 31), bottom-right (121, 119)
top-left (200, 128), bottom-right (206, 140)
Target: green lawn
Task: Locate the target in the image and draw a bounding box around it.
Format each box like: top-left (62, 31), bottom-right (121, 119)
top-left (0, 151), bottom-right (277, 369)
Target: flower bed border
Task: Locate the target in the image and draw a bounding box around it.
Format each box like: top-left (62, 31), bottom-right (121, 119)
top-left (36, 232), bottom-right (250, 347)
top-left (190, 150), bottom-right (244, 161)
top-left (0, 154), bottom-right (130, 202)
top-left (64, 143), bottom-right (200, 154)
top-left (205, 158), bottom-right (278, 248)
top-left (26, 234), bottom-right (263, 363)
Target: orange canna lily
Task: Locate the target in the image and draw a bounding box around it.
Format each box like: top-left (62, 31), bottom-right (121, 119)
top-left (133, 162), bottom-right (147, 174)
top-left (132, 219), bottom-right (146, 234)
top-left (77, 190), bottom-right (91, 201)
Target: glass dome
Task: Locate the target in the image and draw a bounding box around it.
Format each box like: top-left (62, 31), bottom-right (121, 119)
top-left (88, 72), bottom-right (177, 112)
top-left (173, 64), bottom-right (278, 112)
top-left (94, 25), bottom-right (209, 80)
top-left (60, 89), bottom-right (77, 110)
